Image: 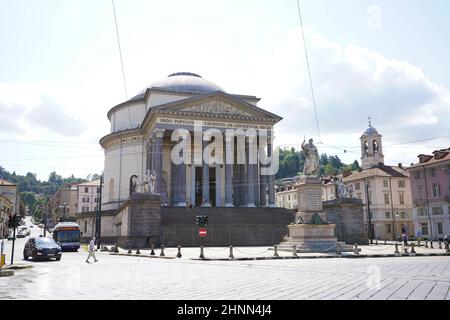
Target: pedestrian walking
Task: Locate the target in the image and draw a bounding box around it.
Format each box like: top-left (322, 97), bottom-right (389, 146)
top-left (86, 237), bottom-right (98, 263)
top-left (402, 233), bottom-right (408, 246)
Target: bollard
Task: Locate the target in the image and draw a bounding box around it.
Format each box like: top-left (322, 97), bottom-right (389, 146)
top-left (199, 246), bottom-right (205, 260)
top-left (439, 241), bottom-right (442, 249)
top-left (293, 245), bottom-right (297, 257)
top-left (403, 247), bottom-right (408, 254)
top-left (430, 241), bottom-right (434, 249)
top-left (160, 245), bottom-right (165, 257)
top-left (425, 240), bottom-right (428, 248)
top-left (394, 244), bottom-right (400, 254)
top-left (136, 246), bottom-right (140, 255)
top-left (177, 245), bottom-right (182, 258)
top-left (445, 242), bottom-right (450, 253)
top-left (410, 243), bottom-right (416, 254)
top-left (384, 240), bottom-right (387, 245)
top-left (229, 246), bottom-right (234, 259)
top-left (273, 245), bottom-right (279, 257)
top-left (336, 244), bottom-right (342, 256)
top-left (375, 240), bottom-right (378, 245)
top-left (128, 247), bottom-right (132, 254)
top-left (353, 243), bottom-right (359, 255)
top-left (418, 240), bottom-right (421, 247)
top-left (150, 244), bottom-right (155, 256)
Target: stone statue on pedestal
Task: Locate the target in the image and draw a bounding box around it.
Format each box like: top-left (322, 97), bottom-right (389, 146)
top-left (149, 170), bottom-right (156, 194)
top-left (301, 138), bottom-right (320, 177)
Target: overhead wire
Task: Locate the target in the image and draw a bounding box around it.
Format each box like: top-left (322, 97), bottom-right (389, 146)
top-left (296, 0), bottom-right (321, 143)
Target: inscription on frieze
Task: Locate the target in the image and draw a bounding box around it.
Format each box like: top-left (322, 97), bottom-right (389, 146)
top-left (180, 101), bottom-right (253, 116)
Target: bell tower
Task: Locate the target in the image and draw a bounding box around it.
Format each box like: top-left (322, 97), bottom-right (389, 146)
top-left (360, 117), bottom-right (384, 169)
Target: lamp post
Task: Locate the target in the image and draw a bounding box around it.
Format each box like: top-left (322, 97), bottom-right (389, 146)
top-left (58, 202), bottom-right (69, 222)
top-left (10, 204), bottom-right (16, 265)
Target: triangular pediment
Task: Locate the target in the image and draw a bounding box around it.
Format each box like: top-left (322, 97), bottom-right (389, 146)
top-left (151, 91), bottom-right (282, 121)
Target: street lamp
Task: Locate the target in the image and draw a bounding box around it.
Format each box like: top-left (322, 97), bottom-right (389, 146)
top-left (58, 202), bottom-right (70, 222)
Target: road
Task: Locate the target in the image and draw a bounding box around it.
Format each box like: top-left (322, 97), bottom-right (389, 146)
top-left (2, 231), bottom-right (450, 300)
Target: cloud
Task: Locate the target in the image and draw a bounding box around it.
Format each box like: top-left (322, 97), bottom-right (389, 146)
top-left (25, 95), bottom-right (87, 136)
top-left (0, 82), bottom-right (88, 138)
top-left (271, 30), bottom-right (450, 148)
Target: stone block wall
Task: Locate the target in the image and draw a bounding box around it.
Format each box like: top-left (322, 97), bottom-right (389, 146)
top-left (159, 207), bottom-right (295, 247)
top-left (323, 198), bottom-right (369, 245)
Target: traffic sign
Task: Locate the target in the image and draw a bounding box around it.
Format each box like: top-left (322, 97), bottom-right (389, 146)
top-left (199, 228), bottom-right (207, 237)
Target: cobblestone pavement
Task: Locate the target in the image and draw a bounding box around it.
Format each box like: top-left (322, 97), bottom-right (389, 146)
top-left (1, 248), bottom-right (449, 300)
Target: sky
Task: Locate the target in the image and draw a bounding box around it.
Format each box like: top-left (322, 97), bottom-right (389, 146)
top-left (0, 0), bottom-right (449, 181)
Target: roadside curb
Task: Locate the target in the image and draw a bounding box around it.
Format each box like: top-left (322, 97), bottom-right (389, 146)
top-left (0, 270), bottom-right (14, 277)
top-left (3, 264), bottom-right (33, 270)
top-left (110, 253), bottom-right (176, 259)
top-left (190, 252), bottom-right (450, 261)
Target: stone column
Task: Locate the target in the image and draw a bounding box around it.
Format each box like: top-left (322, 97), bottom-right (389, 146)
top-left (177, 162), bottom-right (187, 206)
top-left (225, 132), bottom-right (234, 207)
top-left (154, 129), bottom-right (165, 198)
top-left (267, 131), bottom-right (276, 207)
top-left (201, 139), bottom-right (211, 207)
top-left (216, 164), bottom-right (221, 207)
top-left (246, 136), bottom-right (256, 207)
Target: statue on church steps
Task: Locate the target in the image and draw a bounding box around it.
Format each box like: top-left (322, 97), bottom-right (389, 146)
top-left (301, 138), bottom-right (320, 177)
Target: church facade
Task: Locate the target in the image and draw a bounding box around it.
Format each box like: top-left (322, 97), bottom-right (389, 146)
top-left (100, 72), bottom-right (281, 210)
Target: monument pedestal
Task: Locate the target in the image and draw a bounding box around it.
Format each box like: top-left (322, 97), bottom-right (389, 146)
top-left (277, 176), bottom-right (353, 253)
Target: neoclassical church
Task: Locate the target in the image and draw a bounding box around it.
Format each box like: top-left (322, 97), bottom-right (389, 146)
top-left (100, 72), bottom-right (282, 211)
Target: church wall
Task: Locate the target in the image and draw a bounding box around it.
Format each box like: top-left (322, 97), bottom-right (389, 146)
top-left (112, 103), bottom-right (146, 132)
top-left (148, 92), bottom-right (192, 108)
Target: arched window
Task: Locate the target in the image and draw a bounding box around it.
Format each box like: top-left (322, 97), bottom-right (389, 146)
top-left (109, 178), bottom-right (115, 201)
top-left (364, 141), bottom-right (369, 155)
top-left (373, 140), bottom-right (379, 153)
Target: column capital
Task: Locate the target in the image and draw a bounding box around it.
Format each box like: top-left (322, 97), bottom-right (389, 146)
top-left (154, 128), bottom-right (165, 138)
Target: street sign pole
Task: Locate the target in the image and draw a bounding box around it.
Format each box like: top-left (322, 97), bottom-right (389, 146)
top-left (10, 205), bottom-right (17, 265)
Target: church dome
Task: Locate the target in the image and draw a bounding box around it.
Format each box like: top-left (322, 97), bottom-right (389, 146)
top-left (364, 126), bottom-right (379, 135)
top-left (143, 72), bottom-right (225, 94)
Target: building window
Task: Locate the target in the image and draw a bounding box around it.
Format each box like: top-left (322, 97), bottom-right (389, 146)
top-left (399, 193), bottom-right (404, 205)
top-left (84, 187), bottom-right (89, 193)
top-left (82, 207), bottom-right (89, 213)
top-left (418, 208), bottom-right (426, 216)
top-left (400, 212), bottom-right (406, 219)
top-left (366, 180), bottom-right (371, 188)
top-left (417, 185), bottom-right (423, 199)
top-left (437, 223), bottom-right (443, 235)
top-left (357, 193), bottom-right (362, 199)
top-left (82, 197), bottom-right (90, 203)
top-left (288, 195), bottom-right (290, 201)
top-left (84, 221), bottom-right (87, 233)
top-left (414, 171), bottom-right (421, 180)
top-left (355, 183), bottom-right (360, 190)
top-left (94, 198), bottom-right (99, 203)
top-left (373, 140), bottom-right (379, 153)
top-left (432, 207), bottom-right (443, 215)
top-left (398, 180), bottom-right (405, 188)
top-left (421, 223), bottom-right (428, 235)
top-left (385, 212), bottom-right (391, 219)
top-left (97, 187), bottom-right (101, 193)
top-left (384, 193), bottom-right (390, 205)
top-left (368, 192), bottom-right (372, 205)
top-left (432, 184), bottom-right (440, 197)
top-left (383, 180), bottom-right (388, 188)
top-left (430, 168), bottom-right (436, 177)
top-left (386, 224), bottom-right (391, 233)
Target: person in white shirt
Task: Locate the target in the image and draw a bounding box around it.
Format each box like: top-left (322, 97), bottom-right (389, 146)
top-left (86, 237), bottom-right (98, 263)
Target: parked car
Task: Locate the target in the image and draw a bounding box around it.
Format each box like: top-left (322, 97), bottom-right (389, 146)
top-left (29, 225), bottom-right (34, 228)
top-left (23, 237), bottom-right (62, 261)
top-left (17, 226), bottom-right (29, 238)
